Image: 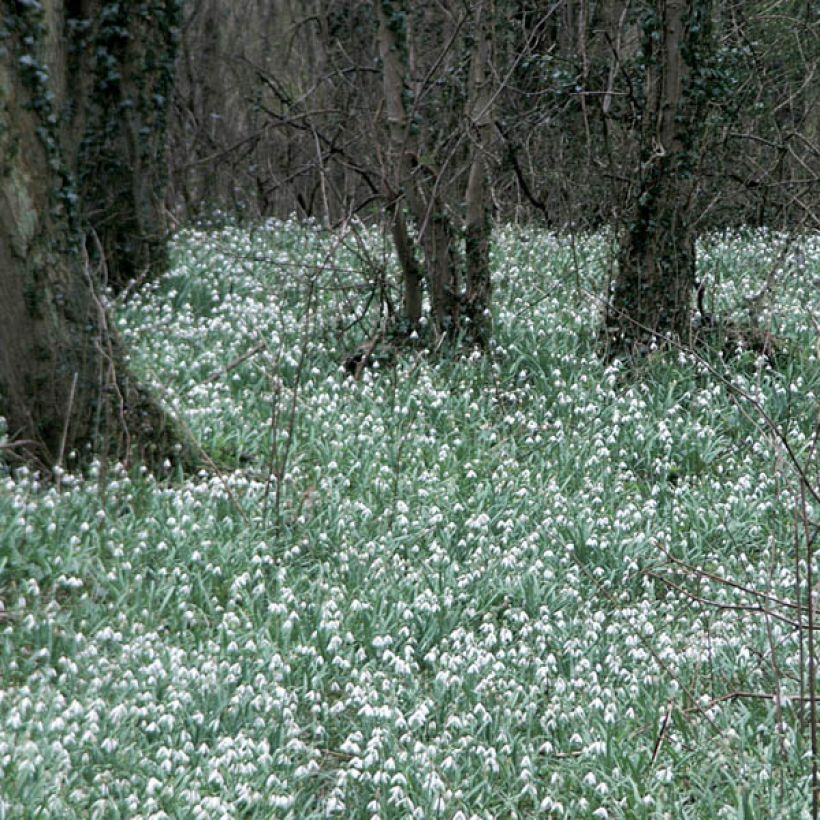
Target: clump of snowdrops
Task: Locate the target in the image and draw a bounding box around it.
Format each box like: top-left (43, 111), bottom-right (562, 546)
top-left (0, 219), bottom-right (817, 818)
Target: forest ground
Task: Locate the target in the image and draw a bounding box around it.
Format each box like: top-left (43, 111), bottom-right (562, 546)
top-left (1, 223), bottom-right (818, 818)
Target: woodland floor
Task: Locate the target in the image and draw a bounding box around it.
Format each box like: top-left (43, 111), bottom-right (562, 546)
top-left (1, 223), bottom-right (818, 818)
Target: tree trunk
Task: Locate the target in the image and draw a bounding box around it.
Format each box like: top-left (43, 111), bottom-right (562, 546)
top-left (424, 208), bottom-right (460, 333)
top-left (390, 206), bottom-right (423, 326)
top-left (378, 0), bottom-right (494, 342)
top-left (75, 2), bottom-right (179, 293)
top-left (464, 0), bottom-right (495, 346)
top-left (0, 0), bottom-right (193, 472)
top-left (377, 0), bottom-right (460, 336)
top-left (377, 0), bottom-right (426, 329)
top-left (604, 0), bottom-right (713, 353)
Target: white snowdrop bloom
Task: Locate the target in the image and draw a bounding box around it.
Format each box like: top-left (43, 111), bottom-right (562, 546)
top-left (6, 711), bottom-right (23, 730)
top-left (325, 797), bottom-right (345, 815)
top-left (425, 771), bottom-right (444, 792)
top-left (372, 634), bottom-right (393, 651)
top-left (101, 737), bottom-right (118, 754)
top-left (340, 734), bottom-right (362, 755)
top-left (655, 767), bottom-right (674, 784)
top-left (540, 796), bottom-right (563, 814)
top-left (388, 785), bottom-right (406, 806)
top-left (408, 703), bottom-right (429, 730)
top-left (482, 747), bottom-right (500, 773)
top-left (466, 512), bottom-right (490, 530)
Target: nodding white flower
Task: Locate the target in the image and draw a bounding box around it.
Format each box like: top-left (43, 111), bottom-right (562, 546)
top-left (466, 512), bottom-right (490, 530)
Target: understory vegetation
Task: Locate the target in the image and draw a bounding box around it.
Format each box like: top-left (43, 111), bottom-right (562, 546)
top-left (1, 223), bottom-right (818, 818)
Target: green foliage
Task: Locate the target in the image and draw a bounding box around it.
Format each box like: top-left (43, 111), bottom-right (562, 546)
top-left (0, 224), bottom-right (817, 816)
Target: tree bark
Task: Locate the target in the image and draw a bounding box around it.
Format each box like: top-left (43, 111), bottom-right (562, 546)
top-left (378, 0), bottom-right (425, 328)
top-left (75, 2), bottom-right (180, 293)
top-left (464, 0), bottom-right (495, 346)
top-left (390, 206), bottom-right (423, 326)
top-left (378, 0), bottom-right (494, 341)
top-left (377, 0), bottom-right (460, 335)
top-left (604, 0), bottom-right (714, 353)
top-left (0, 0), bottom-right (193, 472)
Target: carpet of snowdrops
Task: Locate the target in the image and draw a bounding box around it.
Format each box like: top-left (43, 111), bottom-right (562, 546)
top-left (1, 221), bottom-right (818, 818)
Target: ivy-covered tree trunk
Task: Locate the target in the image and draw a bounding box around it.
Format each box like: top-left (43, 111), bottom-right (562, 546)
top-left (604, 0), bottom-right (713, 353)
top-left (0, 0), bottom-right (192, 471)
top-left (74, 2), bottom-right (180, 293)
top-left (389, 206), bottom-right (423, 326)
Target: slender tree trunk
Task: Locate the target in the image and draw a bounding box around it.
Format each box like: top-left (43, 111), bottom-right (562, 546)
top-left (377, 0), bottom-right (462, 337)
top-left (464, 0), bottom-right (496, 346)
top-left (604, 0), bottom-right (713, 352)
top-left (377, 0), bottom-right (424, 328)
top-left (390, 206), bottom-right (423, 326)
top-left (0, 0), bottom-right (193, 471)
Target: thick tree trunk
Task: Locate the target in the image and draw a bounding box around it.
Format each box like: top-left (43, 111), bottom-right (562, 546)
top-left (612, 165), bottom-right (697, 341)
top-left (75, 3), bottom-right (180, 292)
top-left (378, 0), bottom-right (456, 332)
top-left (424, 210), bottom-right (460, 333)
top-left (0, 0), bottom-right (193, 472)
top-left (604, 0), bottom-right (713, 353)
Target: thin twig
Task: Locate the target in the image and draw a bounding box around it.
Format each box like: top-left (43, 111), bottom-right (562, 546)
top-left (654, 542), bottom-right (801, 611)
top-left (802, 476), bottom-right (819, 819)
top-left (55, 372), bottom-right (78, 488)
top-left (651, 701), bottom-right (674, 766)
top-left (683, 690), bottom-right (820, 715)
top-left (645, 571), bottom-right (804, 630)
top-left (203, 342), bottom-right (266, 384)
